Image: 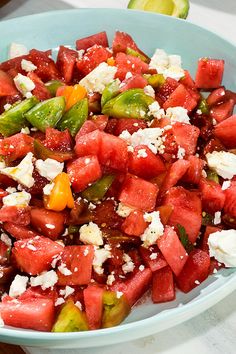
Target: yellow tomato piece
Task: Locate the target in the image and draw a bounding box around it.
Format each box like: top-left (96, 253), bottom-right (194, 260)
top-left (44, 172), bottom-right (74, 211)
top-left (107, 57), bottom-right (116, 66)
top-left (66, 84), bottom-right (87, 110)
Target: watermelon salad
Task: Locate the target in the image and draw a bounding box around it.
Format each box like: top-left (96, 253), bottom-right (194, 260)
top-left (0, 30), bottom-right (235, 332)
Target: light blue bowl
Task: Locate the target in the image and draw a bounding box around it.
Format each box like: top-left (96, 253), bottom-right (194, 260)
top-left (0, 8), bottom-right (235, 349)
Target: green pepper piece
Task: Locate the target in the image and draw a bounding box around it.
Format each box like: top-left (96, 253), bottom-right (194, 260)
top-left (0, 96), bottom-right (39, 137)
top-left (25, 96), bottom-right (65, 132)
top-left (45, 80), bottom-right (64, 96)
top-left (102, 291), bottom-right (131, 328)
top-left (81, 175), bottom-right (115, 201)
top-left (34, 139), bottom-right (74, 162)
top-left (177, 224), bottom-right (194, 254)
top-left (52, 300), bottom-right (89, 332)
top-left (126, 47), bottom-right (150, 64)
top-left (101, 79), bottom-right (121, 108)
top-left (102, 88), bottom-right (154, 120)
top-left (57, 98), bottom-right (88, 137)
top-left (198, 98), bottom-right (209, 115)
top-left (207, 170), bottom-right (219, 183)
top-left (144, 73), bottom-right (165, 88)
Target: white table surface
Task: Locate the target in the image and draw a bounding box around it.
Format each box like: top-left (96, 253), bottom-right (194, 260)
top-left (1, 1), bottom-right (236, 353)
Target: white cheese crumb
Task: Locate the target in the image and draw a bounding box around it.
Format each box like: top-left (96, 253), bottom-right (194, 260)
top-left (45, 224), bottom-right (55, 230)
top-left (177, 147), bottom-right (186, 160)
top-left (107, 273), bottom-right (116, 286)
top-left (30, 270), bottom-right (58, 290)
top-left (141, 211), bottom-right (164, 248)
top-left (93, 247), bottom-right (111, 275)
top-left (58, 263), bottom-right (72, 276)
top-left (43, 182), bottom-right (55, 196)
top-left (149, 49), bottom-right (184, 81)
top-left (20, 127), bottom-right (30, 135)
top-left (166, 107), bottom-right (190, 124)
top-left (194, 280), bottom-right (200, 285)
top-left (36, 158), bottom-right (64, 181)
top-left (137, 148), bottom-right (148, 158)
top-left (2, 190), bottom-right (31, 207)
top-left (206, 151), bottom-right (236, 179)
top-left (208, 229), bottom-right (236, 267)
top-left (79, 62), bottom-right (117, 94)
top-left (21, 59), bottom-right (37, 72)
top-left (9, 43), bottom-right (28, 59)
top-left (88, 202), bottom-right (96, 210)
top-left (202, 170), bottom-right (207, 178)
top-left (144, 85), bottom-right (155, 98)
top-left (116, 202), bottom-right (134, 218)
top-left (4, 103), bottom-right (12, 111)
top-left (75, 300), bottom-right (82, 310)
top-left (150, 253), bottom-right (158, 260)
top-left (13, 73), bottom-right (35, 97)
top-left (9, 275), bottom-right (28, 297)
top-left (139, 265), bottom-right (145, 271)
top-left (116, 291), bottom-right (123, 299)
top-left (213, 211), bottom-right (221, 225)
top-left (79, 222), bottom-right (103, 246)
top-left (148, 101), bottom-right (165, 119)
top-left (55, 297), bottom-right (65, 306)
top-left (51, 254), bottom-right (61, 269)
top-left (122, 253), bottom-right (135, 274)
top-left (6, 187), bottom-right (17, 194)
top-left (60, 286), bottom-right (74, 298)
top-left (0, 233), bottom-right (12, 247)
top-left (125, 71), bottom-right (133, 80)
top-left (222, 180), bottom-right (231, 191)
top-left (0, 152), bottom-right (35, 188)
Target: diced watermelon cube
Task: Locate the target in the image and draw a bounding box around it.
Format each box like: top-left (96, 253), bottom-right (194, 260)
top-left (0, 296), bottom-right (55, 331)
top-left (84, 284), bottom-right (104, 330)
top-left (115, 53), bottom-right (148, 81)
top-left (207, 87), bottom-right (226, 107)
top-left (3, 222), bottom-right (40, 240)
top-left (224, 181), bottom-right (236, 218)
top-left (56, 45), bottom-right (78, 83)
top-left (111, 268), bottom-right (152, 306)
top-left (57, 245), bottom-right (94, 286)
top-left (0, 70), bottom-right (18, 96)
top-left (214, 114), bottom-right (236, 148)
top-left (163, 84), bottom-right (197, 111)
top-left (99, 132), bottom-right (128, 171)
top-left (0, 133), bottom-right (34, 162)
top-left (67, 155), bottom-right (102, 192)
top-left (0, 206), bottom-right (30, 226)
top-left (28, 49), bottom-right (61, 82)
top-left (139, 245), bottom-right (167, 272)
top-left (195, 58), bottom-right (224, 89)
top-left (128, 145), bottom-right (166, 180)
top-left (152, 266), bottom-right (175, 303)
top-left (172, 122), bottom-right (200, 155)
top-left (12, 236), bottom-right (64, 275)
top-left (121, 210), bottom-right (147, 236)
top-left (156, 77), bottom-right (180, 104)
top-left (210, 99), bottom-right (235, 123)
top-left (160, 159), bottom-right (190, 195)
top-left (112, 31), bottom-right (139, 55)
top-left (75, 129), bottom-right (101, 156)
top-left (113, 118), bottom-right (147, 136)
top-left (0, 55), bottom-right (28, 74)
top-left (163, 186), bottom-right (202, 243)
top-left (157, 226), bottom-right (188, 276)
top-left (176, 249), bottom-right (210, 293)
top-left (119, 174), bottom-right (158, 212)
top-left (76, 31), bottom-right (109, 51)
top-left (183, 155), bottom-right (204, 184)
top-left (120, 74), bottom-right (148, 92)
top-left (30, 208), bottom-right (65, 240)
top-left (199, 178), bottom-right (225, 214)
top-left (44, 127), bottom-right (73, 152)
top-left (27, 72), bottom-right (51, 101)
top-left (76, 45), bottom-right (111, 76)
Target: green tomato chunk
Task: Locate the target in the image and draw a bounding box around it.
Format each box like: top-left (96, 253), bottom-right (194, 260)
top-left (102, 291), bottom-right (131, 328)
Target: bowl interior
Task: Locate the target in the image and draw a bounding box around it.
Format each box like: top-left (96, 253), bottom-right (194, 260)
top-left (0, 8), bottom-right (235, 348)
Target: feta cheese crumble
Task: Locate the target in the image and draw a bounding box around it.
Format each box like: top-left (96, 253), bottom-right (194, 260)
top-left (166, 107), bottom-right (190, 124)
top-left (30, 270), bottom-right (58, 289)
top-left (4, 103), bottom-right (12, 111)
top-left (116, 202), bottom-right (134, 218)
top-left (55, 297), bottom-right (65, 306)
top-left (213, 211), bottom-right (221, 225)
top-left (13, 73), bottom-right (35, 97)
top-left (0, 152), bottom-right (35, 188)
top-left (141, 211), bottom-right (164, 248)
top-left (79, 62), bottom-right (117, 94)
top-left (148, 101), bottom-right (165, 119)
top-left (93, 247), bottom-right (111, 274)
top-left (177, 147), bottom-right (186, 160)
top-left (36, 158), bottom-right (64, 181)
top-left (58, 263), bottom-right (72, 276)
top-left (149, 49), bottom-right (185, 81)
top-left (79, 222), bottom-right (103, 246)
top-left (206, 151), bottom-right (236, 179)
top-left (107, 273), bottom-right (115, 286)
top-left (21, 127), bottom-right (30, 134)
top-left (0, 233), bottom-right (12, 247)
top-left (222, 180), bottom-right (231, 191)
top-left (43, 182), bottom-right (55, 196)
top-left (60, 286), bottom-right (75, 298)
top-left (137, 148), bottom-right (148, 158)
top-left (208, 229), bottom-right (236, 267)
top-left (21, 59), bottom-right (37, 72)
top-left (144, 85), bottom-right (155, 98)
top-left (122, 253), bottom-right (135, 274)
top-left (2, 191), bottom-right (31, 207)
top-left (9, 43), bottom-right (28, 59)
top-left (9, 275), bottom-right (28, 297)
